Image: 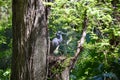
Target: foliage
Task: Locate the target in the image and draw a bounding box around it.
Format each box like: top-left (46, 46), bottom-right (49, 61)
top-left (48, 0), bottom-right (120, 79)
top-left (0, 0), bottom-right (120, 79)
top-left (0, 69), bottom-right (11, 80)
top-left (0, 0), bottom-right (12, 79)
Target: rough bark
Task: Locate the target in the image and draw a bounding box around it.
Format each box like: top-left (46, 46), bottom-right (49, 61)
top-left (11, 0), bottom-right (48, 80)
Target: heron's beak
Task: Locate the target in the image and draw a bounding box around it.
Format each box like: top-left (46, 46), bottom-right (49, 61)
top-left (57, 31), bottom-right (67, 35)
top-left (61, 32), bottom-right (67, 35)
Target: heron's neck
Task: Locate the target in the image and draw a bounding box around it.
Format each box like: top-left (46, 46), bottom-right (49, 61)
top-left (57, 35), bottom-right (63, 42)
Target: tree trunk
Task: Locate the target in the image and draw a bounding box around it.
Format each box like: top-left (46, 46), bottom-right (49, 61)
top-left (11, 0), bottom-right (48, 80)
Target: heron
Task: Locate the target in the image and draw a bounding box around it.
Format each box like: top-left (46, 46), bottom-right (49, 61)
top-left (50, 31), bottom-right (64, 54)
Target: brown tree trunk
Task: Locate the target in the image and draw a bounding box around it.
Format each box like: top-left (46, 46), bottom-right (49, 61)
top-left (11, 0), bottom-right (48, 80)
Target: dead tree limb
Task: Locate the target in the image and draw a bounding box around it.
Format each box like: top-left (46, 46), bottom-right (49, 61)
top-left (69, 10), bottom-right (88, 70)
top-left (61, 10), bottom-right (88, 80)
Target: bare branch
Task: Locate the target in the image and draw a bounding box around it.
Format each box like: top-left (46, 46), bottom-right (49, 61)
top-left (69, 10), bottom-right (88, 70)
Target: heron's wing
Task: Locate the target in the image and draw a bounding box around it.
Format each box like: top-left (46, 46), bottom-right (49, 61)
top-left (50, 39), bottom-right (58, 54)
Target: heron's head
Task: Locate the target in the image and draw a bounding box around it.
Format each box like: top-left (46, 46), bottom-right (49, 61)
top-left (56, 31), bottom-right (65, 38)
top-left (56, 31), bottom-right (61, 38)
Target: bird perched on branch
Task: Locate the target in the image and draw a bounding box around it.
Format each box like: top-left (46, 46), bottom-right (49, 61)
top-left (50, 31), bottom-right (65, 54)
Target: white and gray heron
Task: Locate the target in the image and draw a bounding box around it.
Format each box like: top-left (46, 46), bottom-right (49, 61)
top-left (50, 31), bottom-right (65, 54)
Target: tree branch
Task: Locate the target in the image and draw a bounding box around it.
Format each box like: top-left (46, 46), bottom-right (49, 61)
top-left (69, 10), bottom-right (88, 70)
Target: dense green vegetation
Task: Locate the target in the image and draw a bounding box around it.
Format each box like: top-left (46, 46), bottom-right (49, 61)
top-left (0, 0), bottom-right (120, 79)
top-left (0, 0), bottom-right (12, 79)
top-left (49, 0), bottom-right (120, 79)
